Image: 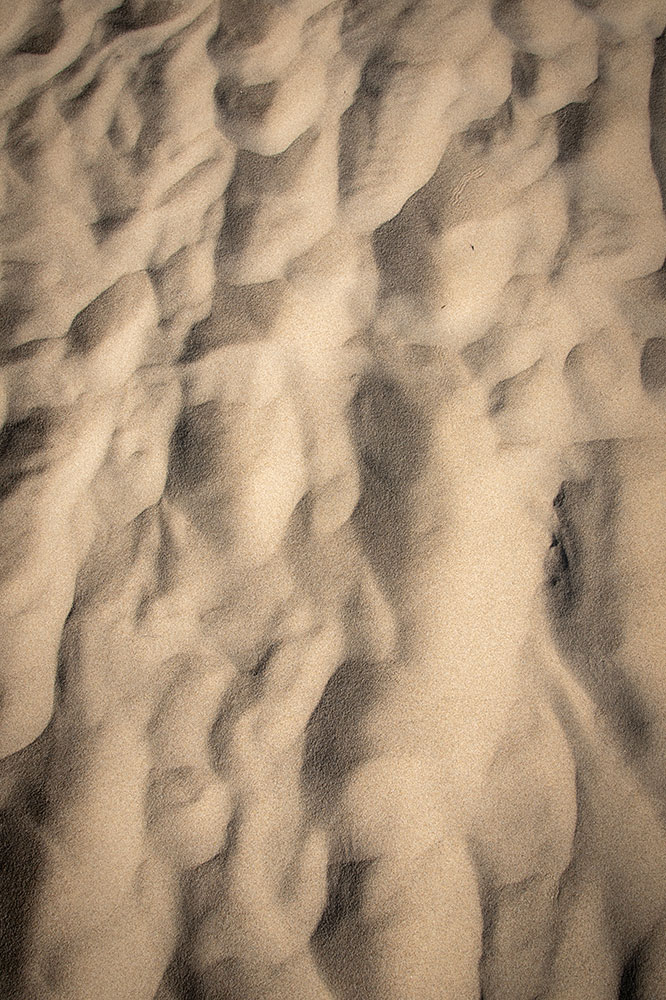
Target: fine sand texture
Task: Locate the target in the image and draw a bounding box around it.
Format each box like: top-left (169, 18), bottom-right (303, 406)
top-left (2, 1), bottom-right (666, 997)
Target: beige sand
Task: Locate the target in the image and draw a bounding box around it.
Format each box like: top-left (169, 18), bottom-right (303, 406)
top-left (1, 0), bottom-right (666, 997)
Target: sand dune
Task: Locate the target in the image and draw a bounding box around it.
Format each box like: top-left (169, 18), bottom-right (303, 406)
top-left (2, 1), bottom-right (666, 997)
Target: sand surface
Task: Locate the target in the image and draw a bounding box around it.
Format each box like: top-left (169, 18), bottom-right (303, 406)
top-left (2, 1), bottom-right (666, 997)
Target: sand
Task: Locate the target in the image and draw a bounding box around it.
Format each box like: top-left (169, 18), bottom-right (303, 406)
top-left (1, 0), bottom-right (666, 997)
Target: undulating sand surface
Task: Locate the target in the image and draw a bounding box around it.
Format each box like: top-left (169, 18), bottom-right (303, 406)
top-left (2, 1), bottom-right (666, 997)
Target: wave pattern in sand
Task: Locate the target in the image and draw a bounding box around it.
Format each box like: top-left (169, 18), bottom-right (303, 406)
top-left (2, 1), bottom-right (666, 997)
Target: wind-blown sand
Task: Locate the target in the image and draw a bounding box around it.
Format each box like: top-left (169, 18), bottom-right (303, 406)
top-left (1, 1), bottom-right (666, 997)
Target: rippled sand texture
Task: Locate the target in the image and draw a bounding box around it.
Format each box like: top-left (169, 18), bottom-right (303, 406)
top-left (2, 1), bottom-right (666, 997)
